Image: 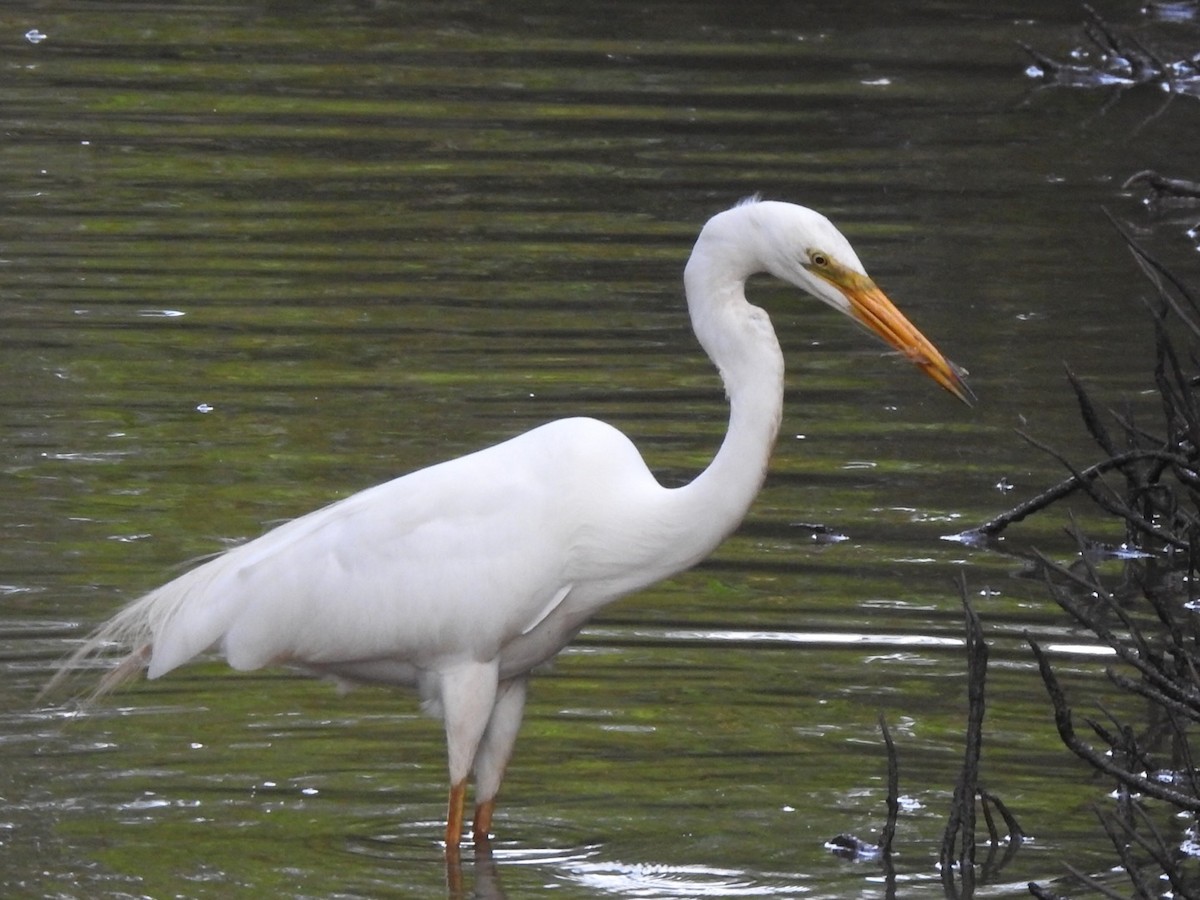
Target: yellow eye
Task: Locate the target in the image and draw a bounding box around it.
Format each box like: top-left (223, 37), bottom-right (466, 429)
top-left (808, 251), bottom-right (830, 268)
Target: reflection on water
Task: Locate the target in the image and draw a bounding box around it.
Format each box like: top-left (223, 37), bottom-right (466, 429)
top-left (2, 0), bottom-right (1197, 897)
top-left (565, 859), bottom-right (808, 898)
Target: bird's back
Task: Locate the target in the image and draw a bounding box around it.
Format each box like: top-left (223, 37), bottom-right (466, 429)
top-left (76, 416), bottom-right (663, 690)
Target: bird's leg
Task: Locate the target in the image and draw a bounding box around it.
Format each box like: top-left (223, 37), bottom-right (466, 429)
top-left (471, 676), bottom-right (528, 845)
top-left (438, 660), bottom-right (500, 853)
top-left (446, 778), bottom-right (468, 852)
top-left (444, 828), bottom-right (465, 899)
top-left (472, 797), bottom-right (495, 845)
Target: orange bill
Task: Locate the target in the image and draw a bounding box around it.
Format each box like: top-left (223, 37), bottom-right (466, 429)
top-left (819, 263), bottom-right (974, 406)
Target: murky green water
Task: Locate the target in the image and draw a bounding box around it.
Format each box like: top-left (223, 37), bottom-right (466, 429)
top-left (3, 1), bottom-right (1199, 897)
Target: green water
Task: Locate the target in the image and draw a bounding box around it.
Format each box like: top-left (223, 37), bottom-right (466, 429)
top-left (3, 1), bottom-right (1198, 897)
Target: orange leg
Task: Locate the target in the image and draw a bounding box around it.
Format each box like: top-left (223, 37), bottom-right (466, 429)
top-left (472, 798), bottom-right (495, 845)
top-left (445, 850), bottom-right (464, 897)
top-left (445, 779), bottom-right (467, 852)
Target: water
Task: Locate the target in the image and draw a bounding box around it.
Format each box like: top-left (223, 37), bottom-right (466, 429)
top-left (3, 1), bottom-right (1199, 896)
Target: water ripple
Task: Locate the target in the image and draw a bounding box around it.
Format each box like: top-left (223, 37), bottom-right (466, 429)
top-left (565, 859), bottom-right (809, 897)
top-left (586, 625), bottom-right (965, 650)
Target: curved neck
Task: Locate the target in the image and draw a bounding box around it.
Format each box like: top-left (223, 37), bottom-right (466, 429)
top-left (653, 231), bottom-right (785, 572)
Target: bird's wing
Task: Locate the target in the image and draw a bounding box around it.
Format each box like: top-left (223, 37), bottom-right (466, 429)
top-left (138, 417), bottom-right (652, 678)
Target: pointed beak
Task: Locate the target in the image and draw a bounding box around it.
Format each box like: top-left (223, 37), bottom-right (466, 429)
top-left (821, 267), bottom-right (975, 406)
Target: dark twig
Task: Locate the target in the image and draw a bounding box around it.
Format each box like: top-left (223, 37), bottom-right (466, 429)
top-left (879, 713), bottom-right (899, 857)
top-left (1028, 638), bottom-right (1200, 812)
top-left (985, 229), bottom-right (1200, 896)
top-left (1094, 809), bottom-right (1159, 900)
top-left (1118, 803), bottom-right (1189, 899)
top-left (941, 586), bottom-right (989, 898)
top-left (978, 788), bottom-right (1023, 877)
top-left (1124, 170), bottom-right (1200, 203)
top-left (1036, 542), bottom-right (1200, 716)
top-left (1108, 210), bottom-right (1200, 332)
top-left (1109, 668), bottom-right (1200, 724)
top-left (1023, 5), bottom-right (1200, 103)
top-left (979, 789), bottom-right (1023, 848)
top-left (1019, 431), bottom-right (1188, 550)
top-left (1066, 364), bottom-right (1118, 457)
top-left (878, 713), bottom-right (898, 899)
top-left (963, 447), bottom-right (1189, 540)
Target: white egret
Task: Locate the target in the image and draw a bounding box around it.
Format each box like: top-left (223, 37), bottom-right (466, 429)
top-left (46, 198), bottom-right (972, 853)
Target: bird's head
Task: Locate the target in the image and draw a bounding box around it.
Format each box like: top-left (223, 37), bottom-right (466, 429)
top-left (737, 198), bottom-right (975, 406)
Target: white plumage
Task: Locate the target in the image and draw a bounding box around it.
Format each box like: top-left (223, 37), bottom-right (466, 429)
top-left (46, 198), bottom-right (972, 853)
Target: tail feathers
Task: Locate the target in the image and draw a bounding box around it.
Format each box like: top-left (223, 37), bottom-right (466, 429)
top-left (38, 591), bottom-right (165, 705)
top-left (38, 540), bottom-right (245, 707)
top-left (93, 644), bottom-right (153, 697)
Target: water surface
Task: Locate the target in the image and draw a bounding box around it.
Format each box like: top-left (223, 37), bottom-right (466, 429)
top-left (3, 1), bottom-right (1199, 896)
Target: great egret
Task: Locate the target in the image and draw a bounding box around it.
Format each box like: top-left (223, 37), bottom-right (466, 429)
top-left (46, 198), bottom-right (972, 853)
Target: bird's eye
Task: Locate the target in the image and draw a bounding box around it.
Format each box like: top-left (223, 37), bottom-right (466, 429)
top-left (808, 251), bottom-right (830, 268)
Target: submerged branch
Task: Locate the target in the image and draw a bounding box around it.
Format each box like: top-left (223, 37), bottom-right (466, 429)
top-left (878, 713), bottom-right (898, 898)
top-left (1124, 170), bottom-right (1200, 203)
top-left (1028, 638), bottom-right (1200, 813)
top-left (965, 444), bottom-right (1191, 544)
top-left (941, 587), bottom-right (992, 898)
